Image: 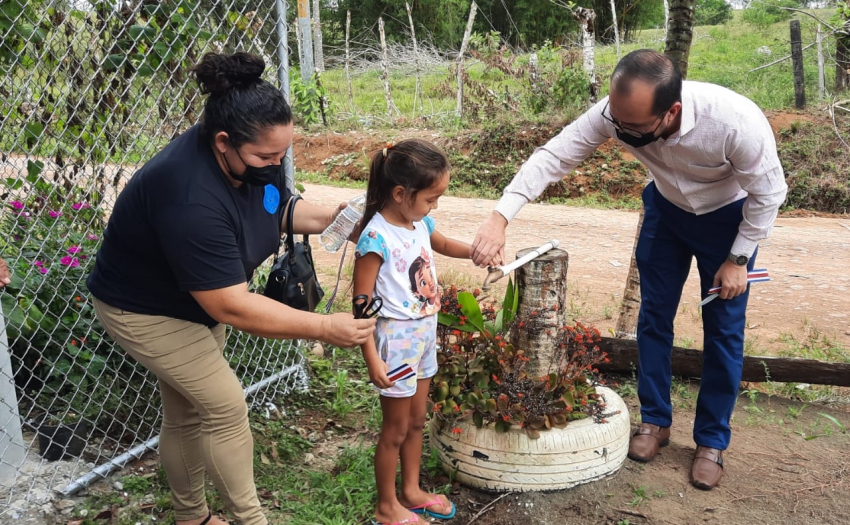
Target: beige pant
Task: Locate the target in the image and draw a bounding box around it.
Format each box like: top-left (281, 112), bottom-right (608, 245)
top-left (93, 298), bottom-right (266, 525)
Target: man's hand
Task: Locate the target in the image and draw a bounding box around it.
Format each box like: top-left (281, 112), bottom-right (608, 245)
top-left (713, 260), bottom-right (748, 300)
top-left (0, 258), bottom-right (11, 288)
top-left (471, 211), bottom-right (508, 267)
top-left (320, 313), bottom-right (377, 347)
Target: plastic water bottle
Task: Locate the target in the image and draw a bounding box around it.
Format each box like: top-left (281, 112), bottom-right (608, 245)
top-left (319, 193), bottom-right (367, 252)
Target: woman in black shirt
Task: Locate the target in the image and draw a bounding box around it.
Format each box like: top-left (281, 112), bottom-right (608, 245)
top-left (87, 52), bottom-right (376, 525)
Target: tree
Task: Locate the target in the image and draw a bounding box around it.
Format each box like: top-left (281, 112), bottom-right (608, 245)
top-left (837, 1), bottom-right (850, 92)
top-left (694, 0), bottom-right (732, 26)
top-left (615, 0), bottom-right (696, 339)
top-left (665, 0), bottom-right (696, 78)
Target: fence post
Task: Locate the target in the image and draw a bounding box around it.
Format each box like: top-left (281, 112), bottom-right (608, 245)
top-left (456, 1), bottom-right (478, 118)
top-left (297, 0), bottom-right (315, 84)
top-left (345, 10), bottom-right (354, 108)
top-left (0, 311), bottom-right (27, 486)
top-left (378, 17), bottom-right (396, 120)
top-left (790, 19), bottom-right (805, 109)
top-left (514, 248), bottom-right (570, 377)
top-left (817, 24), bottom-right (825, 99)
top-left (274, 0), bottom-right (296, 195)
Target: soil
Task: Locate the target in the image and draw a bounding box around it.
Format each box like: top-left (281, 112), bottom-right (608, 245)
top-left (433, 389), bottom-right (850, 525)
top-left (304, 183), bottom-right (850, 355)
top-left (280, 115), bottom-right (850, 524)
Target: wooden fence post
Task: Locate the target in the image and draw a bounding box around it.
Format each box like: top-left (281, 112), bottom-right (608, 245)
top-left (456, 1), bottom-right (478, 118)
top-left (790, 19), bottom-right (806, 109)
top-left (378, 17), bottom-right (397, 120)
top-left (405, 2), bottom-right (424, 120)
top-left (515, 248), bottom-right (569, 377)
top-left (345, 10), bottom-right (354, 108)
top-left (817, 24), bottom-right (825, 99)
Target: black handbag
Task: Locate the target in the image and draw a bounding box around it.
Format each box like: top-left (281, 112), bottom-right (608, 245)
top-left (263, 196), bottom-right (325, 311)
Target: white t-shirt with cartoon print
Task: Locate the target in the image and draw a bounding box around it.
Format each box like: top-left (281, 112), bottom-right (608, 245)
top-left (355, 212), bottom-right (440, 320)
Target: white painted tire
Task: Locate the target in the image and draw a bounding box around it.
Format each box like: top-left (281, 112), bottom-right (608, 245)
top-left (430, 386), bottom-right (630, 492)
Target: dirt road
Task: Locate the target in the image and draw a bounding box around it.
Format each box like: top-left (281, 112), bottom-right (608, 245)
top-left (304, 183), bottom-right (850, 355)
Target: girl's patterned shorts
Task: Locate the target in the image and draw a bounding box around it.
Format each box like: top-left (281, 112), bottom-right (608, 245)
top-left (374, 315), bottom-right (437, 398)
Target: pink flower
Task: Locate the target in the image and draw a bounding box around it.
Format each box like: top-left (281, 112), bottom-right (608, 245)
top-left (11, 201), bottom-right (24, 210)
top-left (34, 261), bottom-right (44, 267)
top-left (60, 256), bottom-right (80, 267)
top-left (48, 210), bottom-right (61, 218)
top-left (39, 267), bottom-right (48, 275)
top-left (86, 234), bottom-right (99, 241)
top-left (71, 202), bottom-right (90, 210)
top-left (67, 245), bottom-right (81, 255)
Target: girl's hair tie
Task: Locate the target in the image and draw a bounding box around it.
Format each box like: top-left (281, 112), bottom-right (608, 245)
top-left (382, 141), bottom-right (393, 158)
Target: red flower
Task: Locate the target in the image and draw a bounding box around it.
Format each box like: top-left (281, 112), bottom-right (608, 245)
top-left (451, 427), bottom-right (462, 434)
top-left (502, 415), bottom-right (510, 422)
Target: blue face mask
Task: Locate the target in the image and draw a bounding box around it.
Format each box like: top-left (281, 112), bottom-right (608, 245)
top-left (225, 146), bottom-right (282, 186)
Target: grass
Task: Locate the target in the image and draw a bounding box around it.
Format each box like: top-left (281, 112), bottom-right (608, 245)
top-left (320, 10), bottom-right (840, 122)
top-left (308, 10), bottom-right (849, 213)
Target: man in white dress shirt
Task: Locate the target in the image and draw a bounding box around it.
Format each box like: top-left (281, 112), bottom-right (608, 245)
top-left (471, 49), bottom-right (787, 490)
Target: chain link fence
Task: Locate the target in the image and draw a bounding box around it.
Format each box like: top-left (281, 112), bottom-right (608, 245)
top-left (0, 0), bottom-right (308, 516)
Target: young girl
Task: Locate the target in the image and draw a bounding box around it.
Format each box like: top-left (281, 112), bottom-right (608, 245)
top-left (354, 139), bottom-right (472, 525)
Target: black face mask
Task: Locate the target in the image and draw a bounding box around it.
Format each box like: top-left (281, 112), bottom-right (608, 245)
top-left (615, 128), bottom-right (665, 149)
top-left (224, 147), bottom-right (282, 186)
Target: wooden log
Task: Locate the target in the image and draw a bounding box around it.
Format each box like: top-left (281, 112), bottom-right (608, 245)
top-left (515, 248), bottom-right (569, 377)
top-left (790, 19), bottom-right (806, 109)
top-left (595, 337), bottom-right (850, 387)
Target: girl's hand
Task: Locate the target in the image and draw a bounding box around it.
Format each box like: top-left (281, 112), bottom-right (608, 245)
top-left (366, 356), bottom-right (394, 389)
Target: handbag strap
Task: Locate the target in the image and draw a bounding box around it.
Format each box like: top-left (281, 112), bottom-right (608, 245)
top-left (274, 195), bottom-right (302, 265)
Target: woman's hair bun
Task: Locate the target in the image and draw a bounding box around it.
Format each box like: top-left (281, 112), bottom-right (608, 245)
top-left (192, 52), bottom-right (266, 95)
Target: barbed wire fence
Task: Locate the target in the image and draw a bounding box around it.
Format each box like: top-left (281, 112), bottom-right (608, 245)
top-left (0, 0), bottom-right (309, 517)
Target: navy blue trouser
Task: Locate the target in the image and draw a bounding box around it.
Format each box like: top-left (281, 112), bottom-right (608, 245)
top-left (635, 182), bottom-right (756, 450)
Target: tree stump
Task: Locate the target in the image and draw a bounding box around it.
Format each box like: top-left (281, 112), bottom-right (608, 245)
top-left (515, 248), bottom-right (569, 377)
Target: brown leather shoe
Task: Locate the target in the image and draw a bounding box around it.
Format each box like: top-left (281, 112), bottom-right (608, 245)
top-left (691, 446), bottom-right (724, 490)
top-left (627, 423), bottom-right (671, 462)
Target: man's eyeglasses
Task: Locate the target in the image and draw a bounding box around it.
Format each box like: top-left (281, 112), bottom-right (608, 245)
top-left (600, 100), bottom-right (670, 138)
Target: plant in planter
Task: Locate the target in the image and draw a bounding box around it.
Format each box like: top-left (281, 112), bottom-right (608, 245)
top-left (433, 283), bottom-right (612, 438)
top-left (430, 283), bottom-right (630, 492)
top-left (34, 410), bottom-right (90, 461)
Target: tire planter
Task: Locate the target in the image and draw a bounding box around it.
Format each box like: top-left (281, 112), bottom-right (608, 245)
top-left (430, 386), bottom-right (630, 492)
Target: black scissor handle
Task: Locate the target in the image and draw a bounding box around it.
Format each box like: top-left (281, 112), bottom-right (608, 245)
top-left (353, 294), bottom-right (383, 319)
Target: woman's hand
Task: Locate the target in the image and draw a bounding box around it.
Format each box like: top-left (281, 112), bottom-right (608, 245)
top-left (365, 355), bottom-right (394, 389)
top-left (320, 313), bottom-right (377, 348)
top-left (0, 258), bottom-right (11, 288)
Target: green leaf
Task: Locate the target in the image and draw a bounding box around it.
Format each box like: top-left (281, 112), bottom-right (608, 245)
top-left (136, 64), bottom-right (155, 77)
top-left (494, 419), bottom-right (511, 433)
top-left (104, 54), bottom-right (126, 70)
top-left (129, 25), bottom-right (156, 41)
top-left (438, 312), bottom-right (460, 327)
top-left (457, 292), bottom-right (486, 333)
top-left (472, 411), bottom-right (484, 428)
top-left (818, 413), bottom-right (847, 433)
top-left (24, 122), bottom-right (44, 142)
top-left (3, 177), bottom-right (23, 190)
top-left (67, 343), bottom-right (81, 356)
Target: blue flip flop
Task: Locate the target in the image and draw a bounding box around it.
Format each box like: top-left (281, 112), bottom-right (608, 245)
top-left (408, 497), bottom-right (456, 519)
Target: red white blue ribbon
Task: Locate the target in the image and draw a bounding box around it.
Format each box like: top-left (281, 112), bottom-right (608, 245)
top-left (701, 268), bottom-right (770, 307)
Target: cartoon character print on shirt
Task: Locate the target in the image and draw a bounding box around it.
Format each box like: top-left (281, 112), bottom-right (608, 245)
top-left (407, 247), bottom-right (440, 316)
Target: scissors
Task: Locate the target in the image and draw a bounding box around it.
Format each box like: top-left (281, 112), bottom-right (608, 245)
top-left (353, 294), bottom-right (383, 319)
